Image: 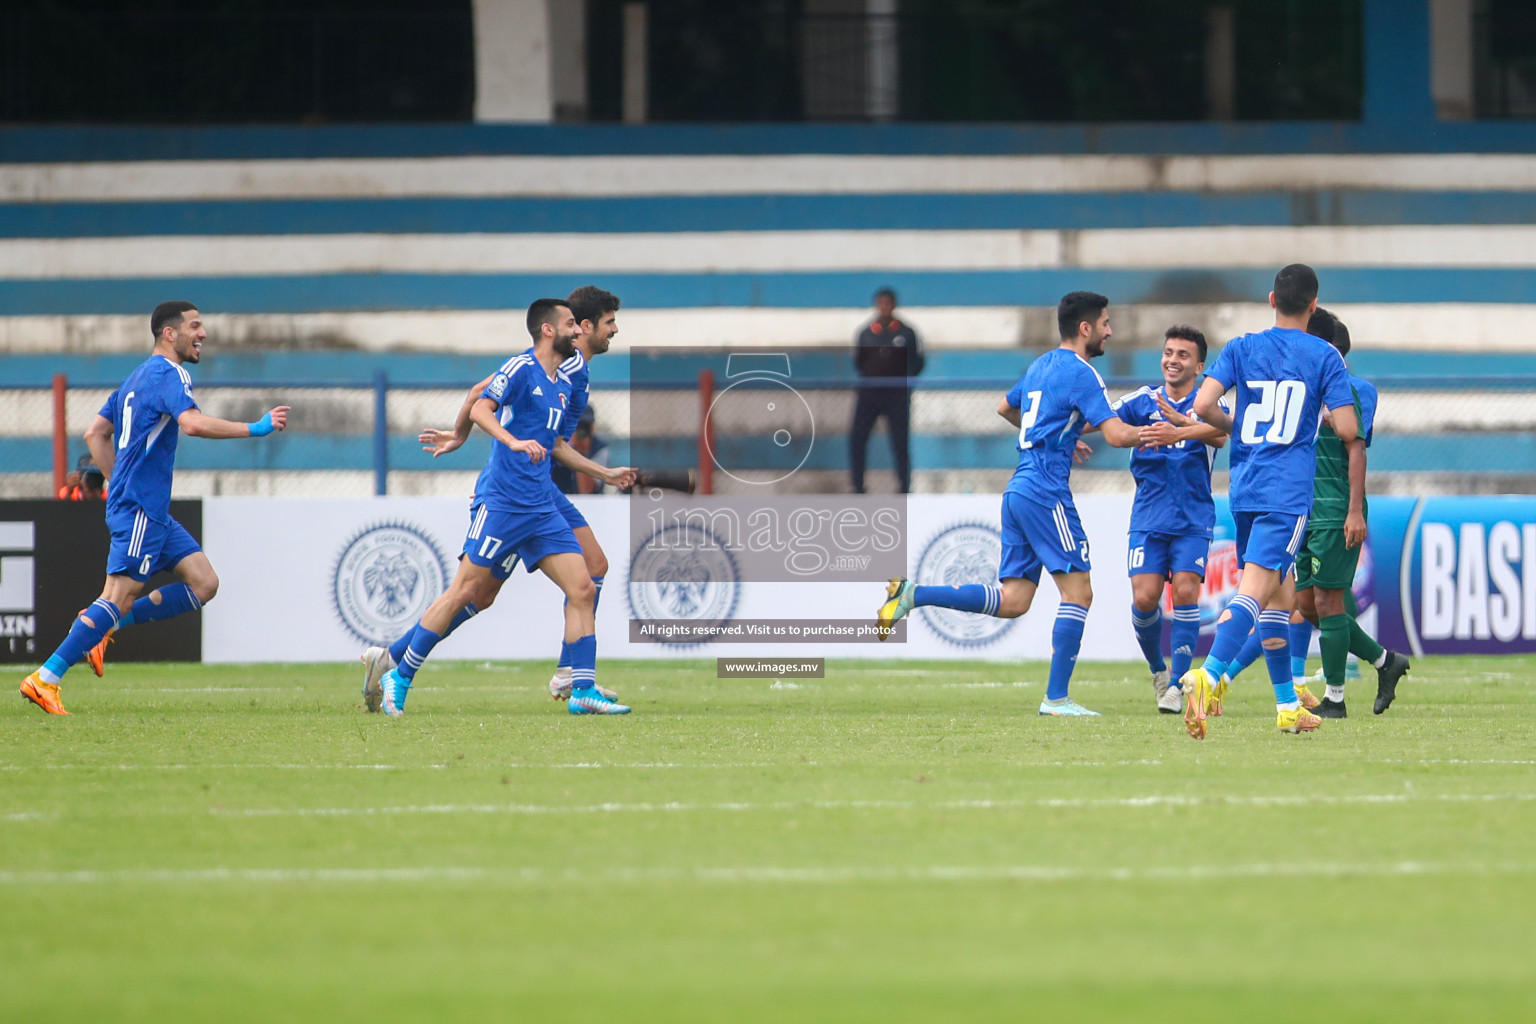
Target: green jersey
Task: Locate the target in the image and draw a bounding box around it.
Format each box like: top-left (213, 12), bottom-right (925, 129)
top-left (1310, 386), bottom-right (1364, 528)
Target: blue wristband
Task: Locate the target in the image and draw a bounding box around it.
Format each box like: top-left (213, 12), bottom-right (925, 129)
top-left (248, 413), bottom-right (274, 437)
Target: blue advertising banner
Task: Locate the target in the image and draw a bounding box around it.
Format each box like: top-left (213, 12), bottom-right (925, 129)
top-left (1167, 496), bottom-right (1536, 659)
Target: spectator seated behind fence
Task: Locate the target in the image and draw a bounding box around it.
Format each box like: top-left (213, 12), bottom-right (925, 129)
top-left (552, 407), bottom-right (610, 495)
top-left (850, 287), bottom-right (924, 494)
top-left (59, 453), bottom-right (106, 501)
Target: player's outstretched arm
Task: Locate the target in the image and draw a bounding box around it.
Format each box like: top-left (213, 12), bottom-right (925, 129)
top-left (421, 375), bottom-right (496, 457)
top-left (178, 406), bottom-right (289, 439)
top-left (1191, 378), bottom-right (1232, 434)
top-left (84, 414), bottom-right (116, 480)
top-left (1142, 394), bottom-right (1227, 449)
top-left (468, 397), bottom-right (545, 462)
top-left (1095, 415), bottom-right (1142, 449)
top-left (551, 437), bottom-right (636, 489)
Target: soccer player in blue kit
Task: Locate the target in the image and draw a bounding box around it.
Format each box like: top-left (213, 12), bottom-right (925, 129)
top-left (19, 301), bottom-right (289, 715)
top-left (1172, 265), bottom-right (1358, 738)
top-left (1110, 326), bottom-right (1228, 714)
top-left (362, 290), bottom-right (634, 709)
top-left (877, 292), bottom-right (1143, 716)
top-left (371, 299), bottom-right (633, 716)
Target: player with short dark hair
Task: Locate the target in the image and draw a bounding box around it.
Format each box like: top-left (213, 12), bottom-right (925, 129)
top-left (19, 303), bottom-right (289, 715)
top-left (364, 300), bottom-right (635, 716)
top-left (1110, 324), bottom-right (1227, 713)
top-left (1171, 265), bottom-right (1359, 738)
top-left (875, 291), bottom-right (1143, 716)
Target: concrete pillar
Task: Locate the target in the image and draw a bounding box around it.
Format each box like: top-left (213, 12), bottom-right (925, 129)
top-left (1362, 0), bottom-right (1435, 125)
top-left (1204, 6), bottom-right (1235, 120)
top-left (866, 0), bottom-right (899, 121)
top-left (548, 0), bottom-right (588, 121)
top-left (472, 0), bottom-right (553, 122)
top-left (622, 2), bottom-right (648, 123)
top-left (1430, 0), bottom-right (1474, 119)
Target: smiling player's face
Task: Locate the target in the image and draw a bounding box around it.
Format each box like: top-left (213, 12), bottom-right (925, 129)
top-left (1083, 309), bottom-right (1111, 358)
top-left (552, 310), bottom-right (580, 358)
top-left (169, 310), bottom-right (206, 363)
top-left (584, 311), bottom-right (618, 354)
top-left (1161, 338), bottom-right (1202, 388)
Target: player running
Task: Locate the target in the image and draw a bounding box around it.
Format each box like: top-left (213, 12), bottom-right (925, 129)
top-left (366, 299), bottom-right (633, 717)
top-left (1291, 308), bottom-right (1410, 717)
top-left (876, 291), bottom-right (1142, 716)
top-left (1170, 264), bottom-right (1358, 738)
top-left (1110, 326), bottom-right (1227, 714)
top-left (19, 301), bottom-right (289, 715)
top-left (361, 290), bottom-right (635, 708)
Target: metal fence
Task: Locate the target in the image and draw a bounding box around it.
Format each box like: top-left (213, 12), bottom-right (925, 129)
top-left (6, 373), bottom-right (1535, 502)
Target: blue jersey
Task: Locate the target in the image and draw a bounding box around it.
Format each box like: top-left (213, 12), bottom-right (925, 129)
top-left (1003, 348), bottom-right (1115, 506)
top-left (559, 349), bottom-right (589, 442)
top-left (1205, 326), bottom-right (1353, 515)
top-left (1113, 385), bottom-right (1220, 538)
top-left (101, 355), bottom-right (198, 523)
top-left (1351, 373), bottom-right (1377, 447)
top-left (472, 348), bottom-right (573, 513)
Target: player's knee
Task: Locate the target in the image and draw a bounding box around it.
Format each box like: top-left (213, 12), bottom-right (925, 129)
top-left (192, 573), bottom-right (219, 604)
top-left (996, 586), bottom-right (1032, 619)
top-left (587, 550), bottom-right (609, 579)
top-left (568, 575), bottom-right (597, 607)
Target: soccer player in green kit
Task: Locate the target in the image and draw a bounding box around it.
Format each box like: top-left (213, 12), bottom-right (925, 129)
top-left (1292, 308), bottom-right (1411, 717)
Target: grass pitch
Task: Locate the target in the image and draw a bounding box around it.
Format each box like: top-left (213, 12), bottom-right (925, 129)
top-left (3, 656), bottom-right (1535, 1023)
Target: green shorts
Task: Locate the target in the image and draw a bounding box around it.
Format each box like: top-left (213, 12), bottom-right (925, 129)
top-left (1294, 523), bottom-right (1360, 591)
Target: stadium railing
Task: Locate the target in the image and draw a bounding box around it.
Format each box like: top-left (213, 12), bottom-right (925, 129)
top-left (5, 372), bottom-right (1535, 500)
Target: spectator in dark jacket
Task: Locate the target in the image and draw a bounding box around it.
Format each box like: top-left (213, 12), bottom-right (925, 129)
top-left (850, 287), bottom-right (924, 493)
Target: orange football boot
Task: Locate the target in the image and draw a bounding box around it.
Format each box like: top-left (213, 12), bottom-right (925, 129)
top-left (20, 673), bottom-right (69, 715)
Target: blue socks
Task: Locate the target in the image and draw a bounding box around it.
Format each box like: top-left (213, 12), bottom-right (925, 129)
top-left (558, 578), bottom-right (606, 669)
top-left (1046, 603), bottom-right (1088, 700)
top-left (1131, 605), bottom-right (1165, 673)
top-left (913, 584), bottom-right (1002, 616)
top-left (1170, 604), bottom-right (1200, 681)
top-left (1258, 609), bottom-right (1298, 706)
top-left (125, 583), bottom-right (202, 626)
top-left (390, 604), bottom-right (475, 665)
top-left (1226, 628), bottom-right (1264, 681)
top-left (396, 624), bottom-right (444, 683)
top-left (1289, 620), bottom-right (1313, 678)
top-left (568, 634), bottom-right (598, 692)
top-left (1200, 593), bottom-right (1259, 684)
top-left (39, 598), bottom-right (121, 683)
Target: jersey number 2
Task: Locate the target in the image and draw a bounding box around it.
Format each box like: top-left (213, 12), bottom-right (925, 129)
top-left (1239, 380), bottom-right (1306, 445)
top-left (1017, 390), bottom-right (1042, 449)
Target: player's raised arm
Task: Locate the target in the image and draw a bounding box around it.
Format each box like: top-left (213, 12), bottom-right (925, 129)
top-left (469, 396), bottom-right (545, 462)
top-left (551, 436), bottom-right (636, 489)
top-left (177, 406), bottom-right (289, 439)
top-left (421, 375), bottom-right (496, 457)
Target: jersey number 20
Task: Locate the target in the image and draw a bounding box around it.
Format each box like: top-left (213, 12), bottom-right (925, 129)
top-left (1239, 380), bottom-right (1306, 445)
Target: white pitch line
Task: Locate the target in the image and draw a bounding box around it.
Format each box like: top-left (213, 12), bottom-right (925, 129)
top-left (2, 860), bottom-right (1535, 887)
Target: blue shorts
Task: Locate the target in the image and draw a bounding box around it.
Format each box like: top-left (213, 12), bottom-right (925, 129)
top-left (1234, 510), bottom-right (1309, 574)
top-left (549, 488), bottom-right (589, 531)
top-left (105, 508), bottom-right (201, 582)
top-left (462, 504), bottom-right (581, 580)
top-left (999, 491), bottom-right (1091, 584)
top-left (1127, 531), bottom-right (1210, 580)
